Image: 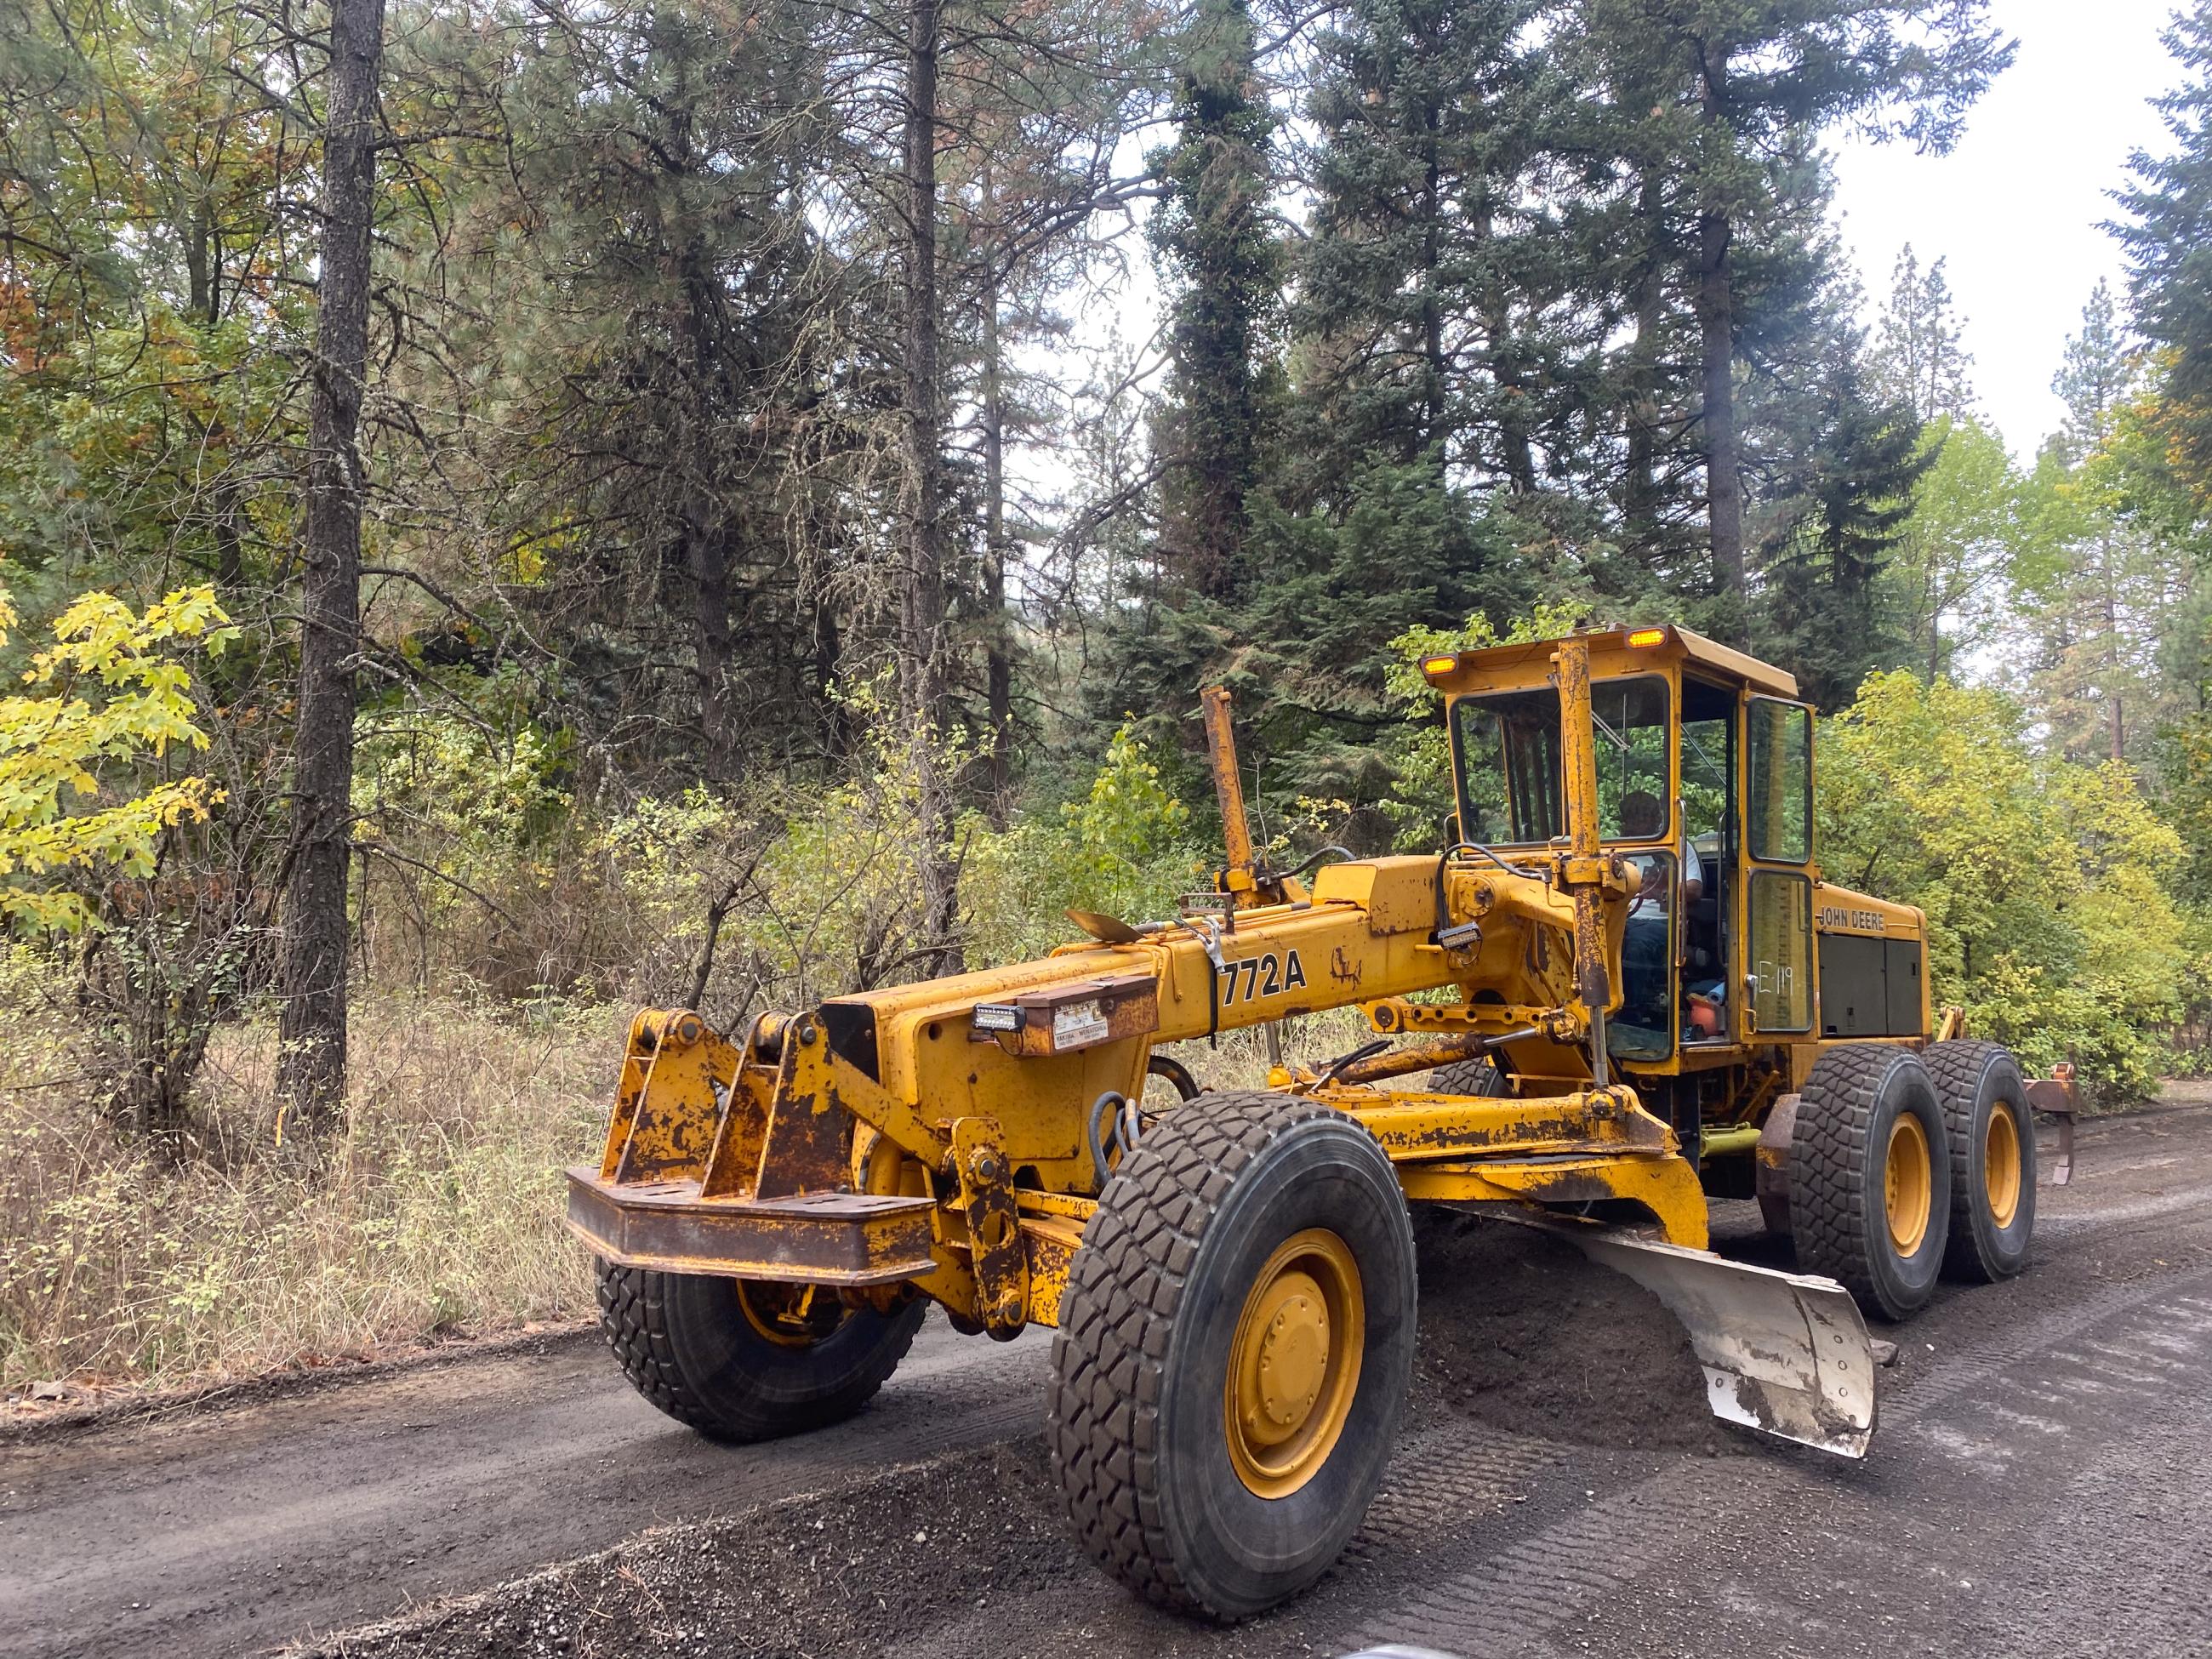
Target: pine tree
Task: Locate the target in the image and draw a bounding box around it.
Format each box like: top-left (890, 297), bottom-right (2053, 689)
top-left (1576, 0), bottom-right (2015, 621)
top-left (1295, 0), bottom-right (1576, 497)
top-left (2117, 0), bottom-right (2212, 499)
top-left (1736, 148), bottom-right (1927, 705)
top-left (1869, 244), bottom-right (1977, 423)
top-left (2024, 285), bottom-right (2170, 763)
top-left (1149, 0), bottom-right (1281, 607)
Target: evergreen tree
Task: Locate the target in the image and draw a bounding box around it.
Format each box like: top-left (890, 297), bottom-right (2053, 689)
top-left (1148, 0), bottom-right (1281, 607)
top-left (1576, 0), bottom-right (2014, 620)
top-left (1869, 244), bottom-right (1977, 423)
top-left (2118, 0), bottom-right (2212, 499)
top-left (1736, 149), bottom-right (1926, 704)
top-left (2021, 286), bottom-right (2172, 763)
top-left (1295, 0), bottom-right (1582, 498)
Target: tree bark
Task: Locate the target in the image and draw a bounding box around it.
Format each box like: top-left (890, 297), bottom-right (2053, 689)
top-left (276, 0), bottom-right (385, 1122)
top-left (980, 264), bottom-right (1013, 824)
top-left (902, 0), bottom-right (960, 972)
top-left (687, 514), bottom-right (738, 782)
top-left (1622, 170), bottom-right (1667, 550)
top-left (1695, 54), bottom-right (1746, 609)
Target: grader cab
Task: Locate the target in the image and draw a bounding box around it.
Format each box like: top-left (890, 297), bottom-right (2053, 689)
top-left (567, 624), bottom-right (2055, 1621)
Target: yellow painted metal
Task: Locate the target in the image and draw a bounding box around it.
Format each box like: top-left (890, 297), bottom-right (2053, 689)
top-left (1395, 1153), bottom-right (1711, 1250)
top-left (736, 1280), bottom-right (841, 1348)
top-left (1202, 686), bottom-right (1261, 906)
top-left (567, 630), bottom-right (1937, 1352)
top-left (1419, 624), bottom-right (1799, 700)
top-left (1223, 1229), bottom-right (1364, 1499)
top-left (1552, 637), bottom-right (1616, 1064)
top-left (1699, 1123), bottom-right (1763, 1159)
top-left (1341, 1085), bottom-right (1672, 1163)
top-left (1985, 1101), bottom-right (2023, 1229)
top-left (1884, 1114), bottom-right (1933, 1255)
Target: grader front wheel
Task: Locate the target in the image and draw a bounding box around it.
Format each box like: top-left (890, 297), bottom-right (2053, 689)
top-left (596, 1262), bottom-right (925, 1441)
top-left (1048, 1092), bottom-right (1417, 1622)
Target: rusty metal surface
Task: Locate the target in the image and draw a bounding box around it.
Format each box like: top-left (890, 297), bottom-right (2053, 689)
top-left (603, 1012), bottom-right (740, 1185)
top-left (1017, 1211), bottom-right (1085, 1328)
top-left (752, 1015), bottom-right (859, 1199)
top-left (1201, 686), bottom-right (1259, 906)
top-left (1327, 1033), bottom-right (1489, 1086)
top-left (1345, 1086), bottom-right (1672, 1163)
top-left (979, 972), bottom-right (1160, 1058)
top-left (565, 1166), bottom-right (937, 1284)
top-left (952, 1118), bottom-right (1029, 1338)
top-left (2028, 1063), bottom-right (2080, 1187)
top-left (1755, 1091), bottom-right (1800, 1234)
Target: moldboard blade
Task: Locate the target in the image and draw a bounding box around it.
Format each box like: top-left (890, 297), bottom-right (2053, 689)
top-left (1561, 1226), bottom-right (1877, 1458)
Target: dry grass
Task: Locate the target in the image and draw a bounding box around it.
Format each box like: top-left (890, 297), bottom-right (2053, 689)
top-left (0, 975), bottom-right (615, 1393)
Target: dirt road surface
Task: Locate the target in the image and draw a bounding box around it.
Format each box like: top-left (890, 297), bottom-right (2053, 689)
top-left (6, 1091), bottom-right (2211, 1659)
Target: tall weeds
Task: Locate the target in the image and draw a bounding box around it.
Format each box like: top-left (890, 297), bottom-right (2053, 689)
top-left (0, 972), bottom-right (612, 1391)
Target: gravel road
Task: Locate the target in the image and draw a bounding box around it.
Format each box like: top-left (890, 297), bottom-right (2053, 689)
top-left (6, 1088), bottom-right (2210, 1659)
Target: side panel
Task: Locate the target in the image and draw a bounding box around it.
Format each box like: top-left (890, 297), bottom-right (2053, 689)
top-left (1817, 933), bottom-right (1890, 1037)
top-left (1885, 938), bottom-right (1924, 1035)
top-left (1811, 882), bottom-right (1929, 1040)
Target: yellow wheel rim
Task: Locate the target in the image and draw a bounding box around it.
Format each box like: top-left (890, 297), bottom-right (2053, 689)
top-left (1224, 1229), bottom-right (1364, 1500)
top-left (736, 1281), bottom-right (842, 1348)
top-left (1984, 1103), bottom-right (2023, 1229)
top-left (1884, 1114), bottom-right (1933, 1257)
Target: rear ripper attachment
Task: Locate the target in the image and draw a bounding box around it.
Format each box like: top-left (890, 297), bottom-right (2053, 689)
top-left (567, 630), bottom-right (2068, 1622)
top-left (569, 1009), bottom-right (937, 1287)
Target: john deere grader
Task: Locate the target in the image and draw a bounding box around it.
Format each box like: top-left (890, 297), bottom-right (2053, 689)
top-left (567, 626), bottom-right (2060, 1620)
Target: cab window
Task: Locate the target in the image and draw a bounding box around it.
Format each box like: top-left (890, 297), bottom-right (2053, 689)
top-left (1591, 677), bottom-right (1671, 840)
top-left (1747, 698), bottom-right (1812, 864)
top-left (1454, 687), bottom-right (1561, 844)
top-left (1451, 677), bottom-right (1672, 845)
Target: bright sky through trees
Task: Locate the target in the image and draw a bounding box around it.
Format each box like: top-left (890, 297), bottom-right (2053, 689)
top-left (1830, 0), bottom-right (2176, 457)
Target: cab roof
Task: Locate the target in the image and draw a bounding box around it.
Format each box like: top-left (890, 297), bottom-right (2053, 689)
top-left (1417, 624), bottom-right (1800, 701)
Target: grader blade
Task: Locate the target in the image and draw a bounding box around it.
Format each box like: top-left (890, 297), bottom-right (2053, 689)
top-left (1559, 1225), bottom-right (1878, 1458)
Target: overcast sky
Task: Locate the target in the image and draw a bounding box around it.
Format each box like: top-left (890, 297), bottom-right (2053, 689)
top-left (1829, 0), bottom-right (2185, 458)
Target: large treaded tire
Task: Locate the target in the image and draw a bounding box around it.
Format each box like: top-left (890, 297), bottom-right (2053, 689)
top-left (1924, 1040), bottom-right (2036, 1283)
top-left (596, 1262), bottom-right (925, 1442)
top-left (1792, 1044), bottom-right (1952, 1321)
top-left (1427, 1058), bottom-right (1510, 1097)
top-left (1047, 1091), bottom-right (1417, 1622)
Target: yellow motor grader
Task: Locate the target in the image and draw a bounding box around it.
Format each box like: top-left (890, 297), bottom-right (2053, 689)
top-left (567, 625), bottom-right (2055, 1620)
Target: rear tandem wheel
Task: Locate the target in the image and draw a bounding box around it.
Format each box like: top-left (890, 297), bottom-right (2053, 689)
top-left (1047, 1090), bottom-right (1419, 1621)
top-left (1924, 1039), bottom-right (2036, 1283)
top-left (1789, 1044), bottom-right (1953, 1321)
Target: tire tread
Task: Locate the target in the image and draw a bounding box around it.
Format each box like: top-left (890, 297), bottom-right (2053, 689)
top-left (1792, 1043), bottom-right (1946, 1317)
top-left (1924, 1039), bottom-right (2034, 1282)
top-left (595, 1260), bottom-right (920, 1440)
top-left (1046, 1090), bottom-right (1357, 1618)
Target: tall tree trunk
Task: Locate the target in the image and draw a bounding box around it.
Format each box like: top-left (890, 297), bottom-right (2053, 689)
top-left (1419, 106), bottom-right (1445, 473)
top-left (980, 265), bottom-right (1013, 824)
top-left (1694, 54), bottom-right (1746, 610)
top-left (1474, 204), bottom-right (1536, 495)
top-left (2103, 530), bottom-right (2124, 761)
top-left (902, 0), bottom-right (960, 972)
top-left (277, 0), bottom-right (386, 1121)
top-left (1622, 171), bottom-right (1667, 551)
top-left (688, 516), bottom-right (738, 782)
top-left (677, 247), bottom-right (738, 783)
